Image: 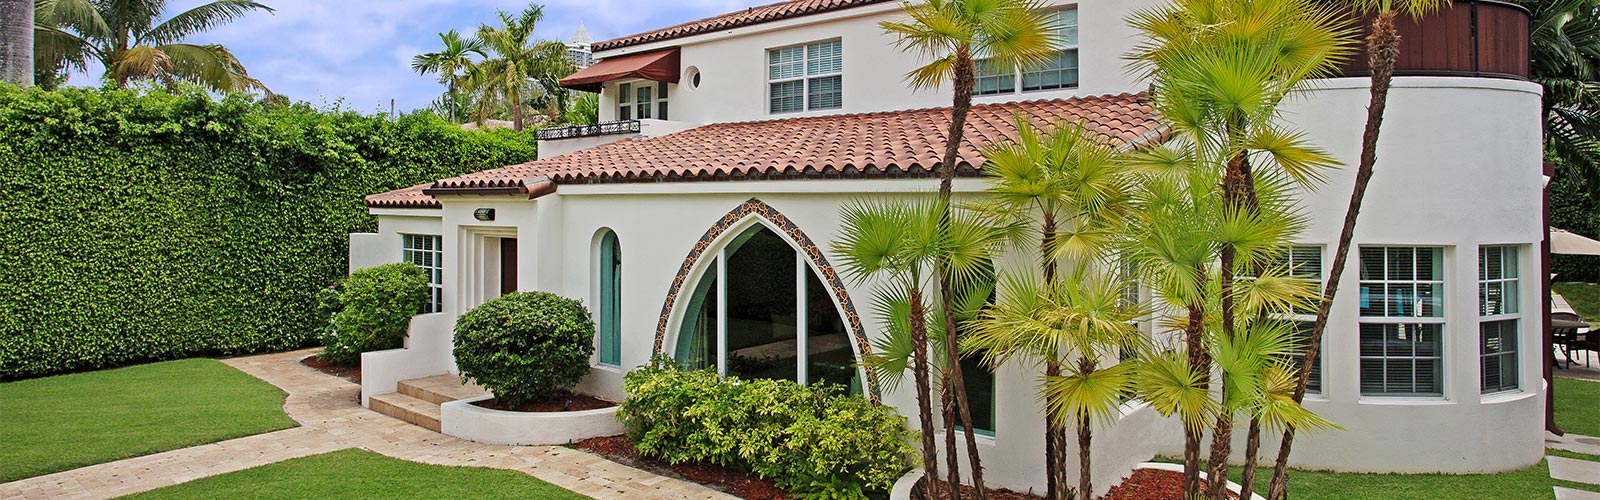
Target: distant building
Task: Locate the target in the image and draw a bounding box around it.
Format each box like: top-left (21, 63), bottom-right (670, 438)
top-left (566, 23), bottom-right (593, 69)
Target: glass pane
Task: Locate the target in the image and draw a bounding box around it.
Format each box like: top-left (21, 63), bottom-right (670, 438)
top-left (618, 105), bottom-right (631, 121)
top-left (1417, 247), bottom-right (1441, 281)
top-left (724, 227), bottom-right (800, 383)
top-left (1360, 359), bottom-right (1386, 394)
top-left (1360, 247), bottom-right (1386, 281)
top-left (769, 46), bottom-right (804, 80)
top-left (1056, 9), bottom-right (1079, 44)
top-left (770, 80), bottom-right (803, 113)
top-left (658, 101), bottom-right (669, 121)
top-left (807, 40), bottom-right (842, 75)
top-left (676, 262), bottom-right (719, 371)
top-left (599, 232), bottom-right (622, 365)
top-left (618, 83), bottom-right (631, 103)
top-left (959, 353), bottom-right (996, 434)
top-left (807, 75), bottom-right (842, 110)
top-left (805, 267), bottom-right (856, 390)
top-left (1387, 247), bottom-right (1415, 281)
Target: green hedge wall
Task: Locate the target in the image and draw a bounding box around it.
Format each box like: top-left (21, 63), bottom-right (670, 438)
top-left (0, 85), bottom-right (538, 380)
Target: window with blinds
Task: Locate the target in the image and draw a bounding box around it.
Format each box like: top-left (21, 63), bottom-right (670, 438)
top-left (1358, 246), bottom-right (1445, 396)
top-left (1243, 246), bottom-right (1325, 393)
top-left (769, 40), bottom-right (842, 113)
top-left (1479, 246), bottom-right (1519, 394)
top-left (402, 234), bottom-right (444, 313)
top-left (973, 9), bottom-right (1079, 95)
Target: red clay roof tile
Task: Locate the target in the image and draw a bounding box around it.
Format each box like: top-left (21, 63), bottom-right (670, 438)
top-left (364, 93), bottom-right (1158, 209)
top-left (591, 0), bottom-right (892, 52)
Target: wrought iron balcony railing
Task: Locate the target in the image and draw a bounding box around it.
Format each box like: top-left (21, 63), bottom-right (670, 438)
top-left (537, 120), bottom-right (642, 141)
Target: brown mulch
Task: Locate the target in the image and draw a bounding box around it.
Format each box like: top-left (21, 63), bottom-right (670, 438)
top-left (914, 477), bottom-right (1045, 500)
top-left (574, 434), bottom-right (789, 500)
top-left (471, 391), bottom-right (615, 412)
top-left (1104, 469), bottom-right (1239, 500)
top-left (300, 355), bottom-right (361, 384)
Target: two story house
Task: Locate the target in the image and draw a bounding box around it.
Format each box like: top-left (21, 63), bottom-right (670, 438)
top-left (350, 0), bottom-right (1546, 494)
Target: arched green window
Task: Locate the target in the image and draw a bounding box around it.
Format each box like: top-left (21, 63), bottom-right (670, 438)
top-left (598, 230), bottom-right (622, 366)
top-left (675, 224), bottom-right (858, 393)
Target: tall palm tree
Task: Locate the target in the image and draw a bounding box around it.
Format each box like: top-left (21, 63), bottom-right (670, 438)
top-left (881, 2), bottom-right (1059, 495)
top-left (1518, 0), bottom-right (1600, 184)
top-left (469, 4), bottom-right (572, 131)
top-left (413, 29), bottom-right (483, 124)
top-left (32, 0), bottom-right (272, 93)
top-left (1263, 2), bottom-right (1449, 498)
top-left (1128, 1), bottom-right (1350, 496)
top-left (836, 196), bottom-right (996, 500)
top-left (1, 0), bottom-right (33, 86)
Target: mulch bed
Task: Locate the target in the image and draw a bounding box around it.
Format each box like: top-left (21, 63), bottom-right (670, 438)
top-left (1104, 469), bottom-right (1239, 500)
top-left (471, 391), bottom-right (615, 412)
top-left (914, 477), bottom-right (1045, 500)
top-left (574, 434), bottom-right (789, 499)
top-left (300, 355), bottom-right (361, 384)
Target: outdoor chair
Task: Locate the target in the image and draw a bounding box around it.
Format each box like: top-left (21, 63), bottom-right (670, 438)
top-left (1556, 311), bottom-right (1597, 368)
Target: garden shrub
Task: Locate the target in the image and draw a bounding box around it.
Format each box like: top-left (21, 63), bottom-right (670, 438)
top-left (618, 358), bottom-right (917, 499)
top-left (453, 291), bottom-right (595, 407)
top-left (0, 84), bottom-right (537, 380)
top-left (319, 263), bottom-right (430, 365)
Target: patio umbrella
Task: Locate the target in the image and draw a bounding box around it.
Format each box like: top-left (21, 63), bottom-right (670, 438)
top-left (1552, 227), bottom-right (1600, 256)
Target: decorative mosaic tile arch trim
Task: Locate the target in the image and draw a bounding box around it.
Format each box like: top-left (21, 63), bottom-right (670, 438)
top-left (653, 198), bottom-right (883, 403)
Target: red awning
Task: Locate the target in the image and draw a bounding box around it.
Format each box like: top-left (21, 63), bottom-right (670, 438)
top-left (559, 48), bottom-right (680, 93)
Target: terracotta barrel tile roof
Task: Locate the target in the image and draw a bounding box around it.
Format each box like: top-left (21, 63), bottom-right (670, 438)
top-left (592, 0), bottom-right (892, 52)
top-left (366, 183), bottom-right (441, 209)
top-left (365, 93), bottom-right (1158, 209)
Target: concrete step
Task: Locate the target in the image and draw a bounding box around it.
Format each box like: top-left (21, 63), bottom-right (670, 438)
top-left (370, 392), bottom-right (443, 432)
top-left (398, 374), bottom-right (490, 405)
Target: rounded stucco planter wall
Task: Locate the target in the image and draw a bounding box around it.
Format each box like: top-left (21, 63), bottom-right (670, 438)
top-left (889, 469), bottom-right (922, 500)
top-left (440, 395), bottom-right (626, 446)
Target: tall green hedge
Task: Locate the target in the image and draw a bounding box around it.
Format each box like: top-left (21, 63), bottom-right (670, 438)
top-left (0, 84), bottom-right (538, 380)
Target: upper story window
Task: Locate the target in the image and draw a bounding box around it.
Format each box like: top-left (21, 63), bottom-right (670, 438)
top-left (975, 8), bottom-right (1079, 96)
top-left (769, 40), bottom-right (842, 113)
top-left (618, 81), bottom-right (668, 120)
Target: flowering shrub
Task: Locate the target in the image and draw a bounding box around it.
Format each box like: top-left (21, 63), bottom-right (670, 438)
top-left (319, 263), bottom-right (430, 365)
top-left (619, 357), bottom-right (916, 498)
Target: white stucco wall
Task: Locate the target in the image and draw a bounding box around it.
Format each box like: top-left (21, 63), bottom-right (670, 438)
top-left (593, 0), bottom-right (1162, 126)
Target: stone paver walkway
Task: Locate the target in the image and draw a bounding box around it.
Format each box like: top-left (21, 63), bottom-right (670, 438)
top-left (1550, 430), bottom-right (1600, 500)
top-left (0, 349), bottom-right (731, 500)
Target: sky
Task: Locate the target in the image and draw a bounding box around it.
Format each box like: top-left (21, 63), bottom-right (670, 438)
top-left (67, 0), bottom-right (774, 114)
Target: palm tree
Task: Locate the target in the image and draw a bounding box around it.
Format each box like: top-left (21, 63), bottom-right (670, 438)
top-left (1518, 0), bottom-right (1600, 184)
top-left (32, 0), bottom-right (272, 93)
top-left (1, 0), bottom-right (33, 86)
top-left (413, 29), bottom-right (483, 124)
top-left (1128, 1), bottom-right (1350, 496)
top-left (835, 196), bottom-right (996, 500)
top-left (965, 117), bottom-right (1131, 499)
top-left (1262, 2), bottom-right (1450, 497)
top-left (469, 4), bottom-right (572, 131)
top-left (881, 3), bottom-right (1060, 494)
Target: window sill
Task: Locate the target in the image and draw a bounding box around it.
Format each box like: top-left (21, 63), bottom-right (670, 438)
top-left (1356, 396), bottom-right (1453, 406)
top-left (944, 427), bottom-right (998, 446)
top-left (591, 363), bottom-right (624, 373)
top-left (1481, 390), bottom-right (1536, 405)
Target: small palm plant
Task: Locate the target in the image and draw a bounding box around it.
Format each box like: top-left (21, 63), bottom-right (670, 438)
top-left (833, 195), bottom-right (997, 499)
top-left (412, 30), bottom-right (484, 123)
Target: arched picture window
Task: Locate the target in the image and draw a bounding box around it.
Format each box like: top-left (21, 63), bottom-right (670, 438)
top-left (675, 224), bottom-right (858, 392)
top-left (598, 231), bottom-right (622, 366)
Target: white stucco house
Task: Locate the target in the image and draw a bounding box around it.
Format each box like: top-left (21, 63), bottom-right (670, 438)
top-left (349, 0), bottom-right (1547, 495)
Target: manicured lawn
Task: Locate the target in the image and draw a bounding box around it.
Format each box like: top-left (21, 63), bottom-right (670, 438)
top-left (1555, 282), bottom-right (1600, 327)
top-left (0, 358), bottom-right (296, 482)
top-left (125, 449), bottom-right (589, 499)
top-left (1556, 376), bottom-right (1600, 438)
top-left (1160, 457), bottom-right (1593, 499)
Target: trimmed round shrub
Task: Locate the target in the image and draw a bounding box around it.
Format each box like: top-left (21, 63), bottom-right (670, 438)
top-left (453, 291), bottom-right (595, 407)
top-left (320, 262), bottom-right (430, 365)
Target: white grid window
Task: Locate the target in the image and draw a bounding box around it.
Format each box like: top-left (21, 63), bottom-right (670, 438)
top-left (617, 81), bottom-right (668, 121)
top-left (769, 40), bottom-right (842, 113)
top-left (1479, 246), bottom-right (1519, 394)
top-left (973, 8), bottom-right (1078, 95)
top-left (403, 234), bottom-right (443, 313)
top-left (1270, 246), bottom-right (1325, 394)
top-left (1358, 246), bottom-right (1445, 396)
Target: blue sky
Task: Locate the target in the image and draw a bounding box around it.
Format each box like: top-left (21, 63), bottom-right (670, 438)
top-left (69, 0), bottom-right (773, 113)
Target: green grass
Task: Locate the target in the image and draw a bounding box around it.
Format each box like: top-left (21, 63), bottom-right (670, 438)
top-left (1555, 282), bottom-right (1600, 327)
top-left (1555, 377), bottom-right (1600, 437)
top-left (1155, 457), bottom-right (1583, 499)
top-left (0, 358), bottom-right (296, 482)
top-left (124, 449), bottom-right (589, 499)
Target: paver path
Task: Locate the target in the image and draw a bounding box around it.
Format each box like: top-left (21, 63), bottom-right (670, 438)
top-left (1550, 431), bottom-right (1600, 499)
top-left (0, 349), bottom-right (732, 500)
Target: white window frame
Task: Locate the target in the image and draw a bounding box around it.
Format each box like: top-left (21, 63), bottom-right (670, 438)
top-left (1358, 246), bottom-right (1447, 397)
top-left (1278, 246), bottom-right (1326, 395)
top-left (767, 39), bottom-right (843, 114)
top-left (974, 8), bottom-right (1079, 96)
top-left (1478, 245), bottom-right (1520, 394)
top-left (402, 234), bottom-right (444, 314)
top-left (616, 80), bottom-right (668, 121)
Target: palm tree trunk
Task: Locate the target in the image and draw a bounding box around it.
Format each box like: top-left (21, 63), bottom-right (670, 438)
top-left (909, 288), bottom-right (943, 499)
top-left (1040, 212), bottom-right (1065, 500)
top-left (0, 0), bottom-right (33, 87)
top-left (942, 374), bottom-right (961, 498)
top-left (1076, 356), bottom-right (1097, 500)
top-left (1238, 418), bottom-right (1263, 500)
top-left (1267, 10), bottom-right (1401, 500)
top-left (1204, 379), bottom-right (1233, 500)
top-left (934, 43), bottom-right (987, 499)
top-left (1183, 303), bottom-right (1208, 498)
